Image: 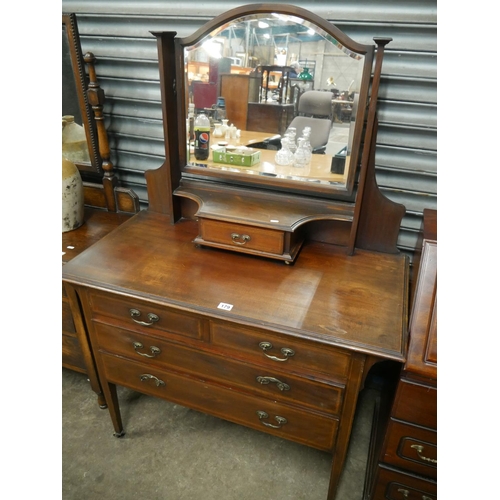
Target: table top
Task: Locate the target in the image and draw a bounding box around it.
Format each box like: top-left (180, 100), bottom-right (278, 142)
top-left (63, 210), bottom-right (409, 361)
top-left (190, 129), bottom-right (348, 184)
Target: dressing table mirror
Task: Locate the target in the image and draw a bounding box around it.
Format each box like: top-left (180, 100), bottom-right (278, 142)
top-left (147, 4), bottom-right (404, 263)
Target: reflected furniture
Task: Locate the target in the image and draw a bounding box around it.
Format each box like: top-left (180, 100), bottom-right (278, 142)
top-left (62, 13), bottom-right (140, 407)
top-left (363, 209), bottom-right (437, 499)
top-left (287, 90), bottom-right (334, 151)
top-left (63, 5), bottom-right (410, 499)
top-left (246, 102), bottom-right (295, 135)
top-left (219, 73), bottom-right (260, 130)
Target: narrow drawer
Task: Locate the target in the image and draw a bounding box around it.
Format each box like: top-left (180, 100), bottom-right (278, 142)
top-left (89, 291), bottom-right (208, 342)
top-left (94, 323), bottom-right (344, 416)
top-left (100, 352), bottom-right (339, 452)
top-left (392, 378), bottom-right (437, 430)
top-left (382, 419), bottom-right (437, 478)
top-left (199, 218), bottom-right (285, 255)
top-left (211, 320), bottom-right (351, 382)
top-left (371, 465), bottom-right (436, 500)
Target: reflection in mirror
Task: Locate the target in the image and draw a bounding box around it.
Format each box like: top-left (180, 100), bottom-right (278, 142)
top-left (183, 12), bottom-right (366, 192)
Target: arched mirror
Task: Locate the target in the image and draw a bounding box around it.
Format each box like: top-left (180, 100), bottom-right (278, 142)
top-left (177, 5), bottom-right (374, 198)
top-left (148, 4), bottom-right (400, 263)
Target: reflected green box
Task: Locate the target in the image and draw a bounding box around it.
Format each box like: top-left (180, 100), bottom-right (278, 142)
top-left (212, 148), bottom-right (261, 167)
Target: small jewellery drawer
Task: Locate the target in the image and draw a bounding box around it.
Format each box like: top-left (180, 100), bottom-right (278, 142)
top-left (382, 419), bottom-right (437, 478)
top-left (199, 218), bottom-right (285, 255)
top-left (100, 353), bottom-right (339, 452)
top-left (371, 465), bottom-right (436, 500)
top-left (94, 323), bottom-right (344, 416)
top-left (392, 378), bottom-right (437, 430)
top-left (89, 291), bottom-right (208, 342)
top-left (210, 320), bottom-right (351, 382)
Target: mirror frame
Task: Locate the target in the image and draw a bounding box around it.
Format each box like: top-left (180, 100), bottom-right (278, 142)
top-left (174, 4), bottom-right (375, 200)
top-left (62, 13), bottom-right (102, 174)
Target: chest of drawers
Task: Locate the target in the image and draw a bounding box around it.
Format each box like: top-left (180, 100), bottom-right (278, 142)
top-left (364, 209), bottom-right (437, 500)
top-left (63, 210), bottom-right (409, 500)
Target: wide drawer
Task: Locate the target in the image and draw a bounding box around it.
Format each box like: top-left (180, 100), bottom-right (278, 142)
top-left (100, 352), bottom-right (339, 452)
top-left (382, 419), bottom-right (437, 478)
top-left (392, 378), bottom-right (437, 430)
top-left (370, 464), bottom-right (436, 500)
top-left (94, 323), bottom-right (344, 416)
top-left (199, 218), bottom-right (285, 255)
top-left (210, 320), bottom-right (351, 382)
top-left (89, 291), bottom-right (209, 342)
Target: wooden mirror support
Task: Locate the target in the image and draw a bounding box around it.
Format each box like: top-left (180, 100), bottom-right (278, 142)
top-left (145, 4), bottom-right (404, 262)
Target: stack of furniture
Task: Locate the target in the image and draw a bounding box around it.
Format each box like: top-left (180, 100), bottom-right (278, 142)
top-left (363, 208), bottom-right (437, 499)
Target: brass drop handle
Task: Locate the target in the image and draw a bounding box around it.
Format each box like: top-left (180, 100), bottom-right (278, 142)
top-left (133, 342), bottom-right (161, 358)
top-left (231, 233), bottom-right (251, 245)
top-left (397, 489), bottom-right (409, 498)
top-left (256, 411), bottom-right (287, 429)
top-left (139, 374), bottom-right (165, 387)
top-left (256, 376), bottom-right (290, 391)
top-left (129, 308), bottom-right (160, 326)
top-left (411, 444), bottom-right (437, 464)
top-left (259, 341), bottom-right (295, 362)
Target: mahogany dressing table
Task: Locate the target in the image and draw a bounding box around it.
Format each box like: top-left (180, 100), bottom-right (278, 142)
top-left (63, 5), bottom-right (409, 499)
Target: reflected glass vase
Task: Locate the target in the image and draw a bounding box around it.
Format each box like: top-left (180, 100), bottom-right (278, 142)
top-left (275, 137), bottom-right (293, 165)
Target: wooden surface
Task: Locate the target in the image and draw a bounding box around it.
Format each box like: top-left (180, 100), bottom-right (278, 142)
top-left (63, 209), bottom-right (409, 500)
top-left (220, 73), bottom-right (260, 130)
top-left (63, 210), bottom-right (408, 360)
top-left (246, 102), bottom-right (295, 135)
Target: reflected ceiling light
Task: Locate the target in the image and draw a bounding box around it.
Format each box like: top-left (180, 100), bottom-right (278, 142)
top-left (258, 21), bottom-right (269, 28)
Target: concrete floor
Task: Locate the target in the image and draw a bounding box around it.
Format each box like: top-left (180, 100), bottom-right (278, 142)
top-left (62, 368), bottom-right (379, 500)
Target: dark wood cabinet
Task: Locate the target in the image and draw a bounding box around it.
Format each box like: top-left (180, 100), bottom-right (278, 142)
top-left (364, 209), bottom-right (437, 499)
top-left (246, 102), bottom-right (295, 135)
top-left (219, 73), bottom-right (260, 130)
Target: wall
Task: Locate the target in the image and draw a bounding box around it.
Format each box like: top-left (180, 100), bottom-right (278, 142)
top-left (61, 0), bottom-right (437, 263)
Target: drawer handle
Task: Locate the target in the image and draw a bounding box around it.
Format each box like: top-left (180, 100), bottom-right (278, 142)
top-left (129, 308), bottom-right (160, 326)
top-left (256, 411), bottom-right (287, 429)
top-left (256, 376), bottom-right (290, 392)
top-left (259, 341), bottom-right (295, 362)
top-left (397, 489), bottom-right (409, 498)
top-left (410, 444), bottom-right (437, 464)
top-left (231, 232), bottom-right (251, 245)
top-left (139, 374), bottom-right (165, 387)
top-left (133, 342), bottom-right (161, 358)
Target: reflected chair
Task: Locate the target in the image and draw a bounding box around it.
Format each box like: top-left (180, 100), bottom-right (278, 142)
top-left (286, 90), bottom-right (333, 153)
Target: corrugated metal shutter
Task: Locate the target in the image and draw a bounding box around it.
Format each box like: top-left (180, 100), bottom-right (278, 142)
top-left (62, 0), bottom-right (437, 264)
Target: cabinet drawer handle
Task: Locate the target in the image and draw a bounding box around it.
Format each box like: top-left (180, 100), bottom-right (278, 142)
top-left (410, 444), bottom-right (437, 464)
top-left (259, 341), bottom-right (295, 362)
top-left (256, 376), bottom-right (290, 391)
top-left (256, 411), bottom-right (287, 429)
top-left (139, 374), bottom-right (165, 387)
top-left (397, 489), bottom-right (409, 498)
top-left (231, 232), bottom-right (251, 245)
top-left (129, 308), bottom-right (160, 326)
top-left (133, 342), bottom-right (161, 358)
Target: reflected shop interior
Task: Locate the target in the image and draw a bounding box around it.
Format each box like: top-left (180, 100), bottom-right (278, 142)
top-left (184, 12), bottom-right (365, 188)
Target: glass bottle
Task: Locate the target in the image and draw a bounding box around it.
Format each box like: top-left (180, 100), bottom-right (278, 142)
top-left (293, 138), bottom-right (309, 168)
top-left (275, 137), bottom-right (293, 165)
